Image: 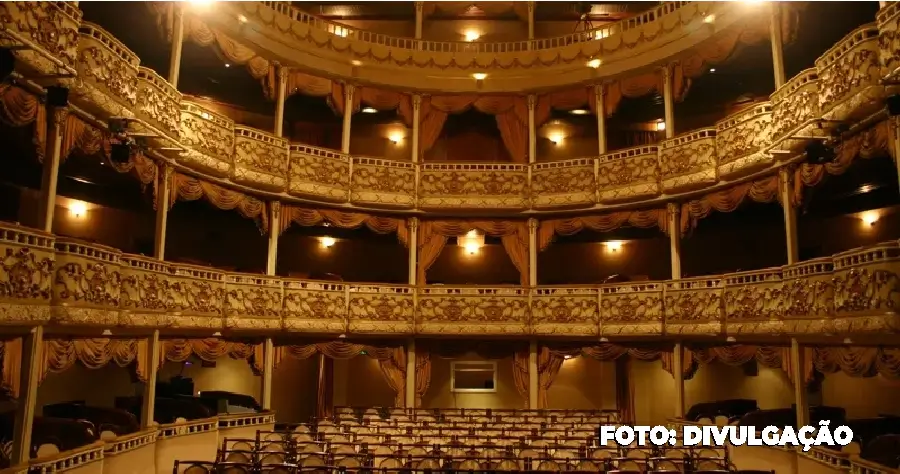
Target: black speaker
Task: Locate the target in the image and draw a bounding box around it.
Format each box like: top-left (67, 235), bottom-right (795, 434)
top-left (110, 142), bottom-right (131, 164)
top-left (887, 94), bottom-right (900, 116)
top-left (0, 47), bottom-right (14, 81)
top-left (46, 85), bottom-right (69, 107)
top-left (804, 140), bottom-right (835, 165)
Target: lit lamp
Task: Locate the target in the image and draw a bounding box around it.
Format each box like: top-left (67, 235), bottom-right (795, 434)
top-left (388, 132), bottom-right (404, 144)
top-left (604, 240), bottom-right (623, 253)
top-left (69, 200), bottom-right (87, 218)
top-left (320, 236), bottom-right (336, 248)
top-left (861, 211), bottom-right (879, 226)
top-left (656, 121), bottom-right (666, 132)
top-left (464, 30), bottom-right (481, 42)
top-left (548, 133), bottom-right (565, 145)
top-left (189, 0), bottom-right (214, 9)
top-left (472, 73), bottom-right (487, 81)
top-left (586, 58), bottom-right (601, 69)
top-left (458, 230), bottom-right (484, 255)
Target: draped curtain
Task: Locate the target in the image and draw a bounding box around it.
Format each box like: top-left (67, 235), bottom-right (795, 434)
top-left (60, 115), bottom-right (158, 185)
top-left (281, 205), bottom-right (409, 247)
top-left (680, 176), bottom-right (780, 235)
top-left (0, 339), bottom-right (22, 399)
top-left (0, 84), bottom-right (46, 159)
top-left (169, 173), bottom-right (269, 233)
top-left (418, 220), bottom-right (529, 285)
top-left (159, 339), bottom-right (259, 371)
top-left (420, 341), bottom-right (525, 408)
top-left (511, 346), bottom-right (566, 409)
top-left (278, 342), bottom-right (407, 417)
top-left (615, 358), bottom-right (635, 424)
top-left (414, 352), bottom-right (431, 408)
top-left (812, 347), bottom-right (900, 379)
top-left (419, 95), bottom-right (529, 163)
top-left (538, 209), bottom-right (668, 251)
top-left (40, 338), bottom-right (149, 385)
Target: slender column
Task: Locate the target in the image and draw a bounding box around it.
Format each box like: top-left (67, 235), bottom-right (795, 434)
top-left (11, 326), bottom-right (43, 465)
top-left (266, 202), bottom-right (281, 276)
top-left (778, 167), bottom-right (799, 264)
top-left (880, 1), bottom-right (887, 7)
top-left (528, 94), bottom-right (537, 163)
top-left (140, 330), bottom-right (160, 428)
top-left (341, 84), bottom-right (355, 154)
top-left (274, 65), bottom-right (288, 137)
top-left (528, 218), bottom-right (538, 286)
top-left (662, 65), bottom-right (675, 139)
top-left (892, 116), bottom-right (900, 193)
top-left (594, 85), bottom-right (607, 154)
top-left (527, 1), bottom-right (535, 43)
top-left (790, 338), bottom-right (809, 428)
top-left (411, 95), bottom-right (422, 163)
top-left (37, 108), bottom-right (66, 233)
top-left (168, 4), bottom-right (185, 87)
top-left (154, 164), bottom-right (171, 260)
top-left (405, 339), bottom-right (416, 408)
top-left (528, 339), bottom-right (539, 410)
top-left (673, 342), bottom-right (685, 418)
top-left (261, 338), bottom-right (274, 410)
top-left (414, 2), bottom-right (424, 40)
top-left (667, 203), bottom-right (682, 279)
top-left (408, 218), bottom-right (418, 285)
top-left (770, 3), bottom-right (786, 89)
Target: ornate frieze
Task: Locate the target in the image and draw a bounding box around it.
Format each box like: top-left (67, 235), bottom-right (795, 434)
top-left (288, 145), bottom-right (351, 202)
top-left (351, 157), bottom-right (416, 208)
top-left (167, 263), bottom-right (226, 329)
top-left (815, 25), bottom-right (884, 123)
top-left (233, 126), bottom-right (289, 193)
top-left (831, 243), bottom-right (900, 333)
top-left (599, 282), bottom-right (663, 336)
top-left (135, 67), bottom-right (182, 144)
top-left (347, 284), bottom-right (415, 334)
top-left (769, 69), bottom-right (822, 156)
top-left (418, 163), bottom-right (529, 210)
top-left (0, 2), bottom-right (82, 77)
top-left (74, 23), bottom-right (139, 118)
top-left (723, 268), bottom-right (783, 335)
top-left (596, 146), bottom-right (660, 204)
top-left (0, 224), bottom-right (54, 325)
top-left (120, 255), bottom-right (173, 328)
top-left (663, 277), bottom-right (723, 336)
top-left (225, 273), bottom-right (283, 330)
top-left (179, 102), bottom-right (235, 177)
top-left (52, 238), bottom-right (122, 326)
top-left (878, 2), bottom-right (900, 82)
top-left (531, 159), bottom-right (596, 209)
top-left (531, 287), bottom-right (599, 337)
top-left (282, 279), bottom-right (346, 333)
top-left (781, 258), bottom-right (835, 335)
top-left (715, 102), bottom-right (774, 179)
top-left (417, 287), bottom-right (530, 335)
top-left (659, 129), bottom-right (718, 194)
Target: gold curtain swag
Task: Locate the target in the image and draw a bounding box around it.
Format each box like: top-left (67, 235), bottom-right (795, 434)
top-left (0, 84), bottom-right (46, 160)
top-left (40, 338), bottom-right (149, 386)
top-left (280, 205), bottom-right (410, 247)
top-left (160, 339), bottom-right (260, 374)
top-left (538, 210), bottom-right (668, 252)
top-left (0, 339), bottom-right (23, 399)
top-left (417, 220), bottom-right (530, 286)
top-left (169, 173), bottom-right (270, 234)
top-left (813, 346), bottom-right (900, 379)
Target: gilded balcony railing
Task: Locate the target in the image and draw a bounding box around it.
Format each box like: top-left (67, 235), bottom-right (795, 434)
top-left (1, 221), bottom-right (899, 336)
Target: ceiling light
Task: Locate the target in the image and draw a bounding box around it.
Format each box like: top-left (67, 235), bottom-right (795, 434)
top-left (238, 14), bottom-right (248, 23)
top-left (656, 121), bottom-right (666, 132)
top-left (548, 133), bottom-right (565, 145)
top-left (351, 60), bottom-right (362, 66)
top-left (472, 73), bottom-right (487, 80)
top-left (189, 0), bottom-right (214, 9)
top-left (464, 30), bottom-right (481, 42)
top-left (563, 355), bottom-right (574, 360)
top-left (361, 107), bottom-right (378, 114)
top-left (225, 63), bottom-right (230, 68)
top-left (857, 183), bottom-right (876, 193)
top-left (704, 14), bottom-right (715, 23)
top-left (569, 109), bottom-right (590, 115)
top-left (458, 230), bottom-right (485, 255)
top-left (709, 68), bottom-right (716, 73)
top-left (861, 211), bottom-right (879, 226)
top-left (604, 241), bottom-right (623, 253)
top-left (69, 201), bottom-right (87, 218)
top-left (320, 236), bottom-right (336, 248)
top-left (388, 132), bottom-right (404, 144)
top-left (587, 59), bottom-right (602, 68)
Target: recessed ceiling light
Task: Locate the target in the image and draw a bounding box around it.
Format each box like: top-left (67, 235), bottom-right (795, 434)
top-left (709, 68), bottom-right (716, 73)
top-left (238, 14), bottom-right (248, 23)
top-left (361, 107), bottom-right (378, 114)
top-left (472, 73), bottom-right (487, 80)
top-left (569, 109), bottom-right (590, 115)
top-left (351, 60), bottom-right (362, 66)
top-left (704, 14), bottom-right (715, 23)
top-left (225, 63), bottom-right (231, 68)
top-left (587, 59), bottom-right (601, 68)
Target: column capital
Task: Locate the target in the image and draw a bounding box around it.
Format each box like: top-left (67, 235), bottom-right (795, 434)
top-left (527, 94), bottom-right (536, 111)
top-left (527, 0), bottom-right (535, 13)
top-left (270, 201), bottom-right (282, 219)
top-left (527, 217), bottom-right (539, 232)
top-left (277, 64), bottom-right (290, 82)
top-left (414, 1), bottom-right (424, 12)
top-left (594, 83), bottom-right (606, 98)
top-left (50, 106), bottom-right (69, 128)
top-left (408, 216), bottom-right (419, 231)
top-left (413, 94), bottom-right (422, 111)
top-left (661, 63), bottom-right (673, 82)
top-left (666, 202), bottom-right (680, 219)
top-left (344, 83), bottom-right (355, 98)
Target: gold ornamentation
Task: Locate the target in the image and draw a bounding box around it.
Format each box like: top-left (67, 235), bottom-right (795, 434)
top-left (178, 102), bottom-right (235, 177)
top-left (351, 158), bottom-right (415, 208)
top-left (596, 146), bottom-right (660, 203)
top-left (419, 164), bottom-right (528, 210)
top-left (289, 145), bottom-right (351, 202)
top-left (659, 129), bottom-right (718, 194)
top-left (233, 127), bottom-right (289, 192)
top-left (531, 160), bottom-right (595, 209)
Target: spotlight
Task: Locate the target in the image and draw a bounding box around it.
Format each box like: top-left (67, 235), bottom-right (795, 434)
top-left (886, 94), bottom-right (900, 116)
top-left (46, 85), bottom-right (69, 107)
top-left (804, 140), bottom-right (835, 165)
top-left (0, 47), bottom-right (14, 81)
top-left (110, 142), bottom-right (131, 164)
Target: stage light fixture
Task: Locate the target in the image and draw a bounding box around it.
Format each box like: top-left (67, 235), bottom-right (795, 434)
top-left (886, 94), bottom-right (900, 116)
top-left (46, 85), bottom-right (69, 107)
top-left (804, 140), bottom-right (834, 165)
top-left (110, 142), bottom-right (131, 164)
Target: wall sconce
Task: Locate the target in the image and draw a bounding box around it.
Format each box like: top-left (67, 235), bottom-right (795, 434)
top-left (656, 121), bottom-right (666, 132)
top-left (472, 73), bottom-right (487, 81)
top-left (361, 107), bottom-right (378, 114)
top-left (548, 133), bottom-right (565, 145)
top-left (593, 29), bottom-right (610, 40)
top-left (464, 30), bottom-right (481, 42)
top-left (69, 200), bottom-right (87, 218)
top-left (704, 14), bottom-right (716, 23)
top-left (458, 230), bottom-right (484, 255)
top-left (320, 236), bottom-right (336, 248)
top-left (603, 241), bottom-right (623, 253)
top-left (388, 132), bottom-right (404, 144)
top-left (563, 355), bottom-right (574, 360)
top-left (569, 109), bottom-right (589, 116)
top-left (238, 14), bottom-right (248, 23)
top-left (586, 59), bottom-right (601, 69)
top-left (861, 210), bottom-right (879, 226)
top-left (351, 60), bottom-right (363, 67)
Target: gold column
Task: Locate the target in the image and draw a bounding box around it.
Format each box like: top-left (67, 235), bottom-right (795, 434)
top-left (341, 84), bottom-right (354, 154)
top-left (667, 203), bottom-right (682, 279)
top-left (528, 339), bottom-right (539, 409)
top-left (662, 65), bottom-right (675, 139)
top-left (790, 338), bottom-right (809, 427)
top-left (405, 339), bottom-right (416, 408)
top-left (153, 164), bottom-right (171, 260)
top-left (168, 4), bottom-right (185, 87)
top-left (528, 94), bottom-right (537, 163)
top-left (527, 1), bottom-right (535, 44)
top-left (411, 95), bottom-right (421, 163)
top-left (414, 2), bottom-right (424, 41)
top-left (274, 65), bottom-right (288, 137)
top-left (770, 3), bottom-right (786, 89)
top-left (673, 342), bottom-right (685, 418)
top-left (140, 330), bottom-right (160, 429)
top-left (266, 202), bottom-right (280, 276)
top-left (11, 326), bottom-right (43, 465)
top-left (37, 108), bottom-right (66, 233)
top-left (408, 217), bottom-right (418, 285)
top-left (778, 167), bottom-right (799, 264)
top-left (262, 338), bottom-right (274, 410)
top-left (528, 218), bottom-right (538, 286)
top-left (595, 85), bottom-right (607, 155)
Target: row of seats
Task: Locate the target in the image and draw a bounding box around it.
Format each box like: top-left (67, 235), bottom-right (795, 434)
top-left (333, 408), bottom-right (619, 424)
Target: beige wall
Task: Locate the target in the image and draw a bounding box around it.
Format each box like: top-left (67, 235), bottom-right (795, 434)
top-left (819, 372), bottom-right (900, 418)
top-left (546, 357), bottom-right (617, 410)
top-left (158, 357), bottom-right (261, 399)
top-left (422, 354), bottom-right (524, 409)
top-left (332, 357), bottom-right (398, 408)
top-left (38, 364), bottom-right (141, 410)
top-left (686, 362), bottom-right (794, 411)
top-left (271, 356), bottom-right (319, 423)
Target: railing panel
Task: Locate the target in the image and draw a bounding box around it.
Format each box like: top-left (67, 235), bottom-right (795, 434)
top-left (816, 24), bottom-right (884, 122)
top-left (52, 238), bottom-right (122, 326)
top-left (347, 284), bottom-right (414, 334)
top-left (233, 126), bottom-right (289, 193)
top-left (715, 103), bottom-right (774, 179)
top-left (135, 67), bottom-right (182, 143)
top-left (120, 255), bottom-right (173, 328)
top-left (167, 263), bottom-right (226, 329)
top-left (288, 144), bottom-right (351, 202)
top-left (599, 282), bottom-right (664, 336)
top-left (282, 279), bottom-right (347, 333)
top-left (0, 223), bottom-right (55, 325)
top-left (418, 287), bottom-right (530, 335)
top-left (224, 273), bottom-right (283, 330)
top-left (596, 146), bottom-right (660, 204)
top-left (178, 101), bottom-right (235, 178)
top-left (531, 159), bottom-right (597, 209)
top-left (74, 23), bottom-right (139, 118)
top-left (723, 268), bottom-right (784, 335)
top-left (878, 3), bottom-right (900, 82)
top-left (351, 157), bottom-right (416, 208)
top-left (832, 242), bottom-right (900, 333)
top-left (663, 277), bottom-right (723, 336)
top-left (0, 2), bottom-right (82, 76)
top-left (781, 258), bottom-right (835, 334)
top-left (659, 129), bottom-right (717, 194)
top-left (419, 163), bottom-right (529, 210)
top-left (531, 287), bottom-right (599, 337)
top-left (769, 69), bottom-right (822, 156)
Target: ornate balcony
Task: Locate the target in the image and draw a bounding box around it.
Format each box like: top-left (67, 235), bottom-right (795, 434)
top-left (815, 24), bottom-right (884, 123)
top-left (73, 23), bottom-right (139, 119)
top-left (179, 101), bottom-right (235, 178)
top-left (531, 159), bottom-right (596, 209)
top-left (0, 2), bottom-right (82, 77)
top-left (715, 102), bottom-right (774, 179)
top-left (233, 127), bottom-right (290, 193)
top-left (288, 144), bottom-right (351, 202)
top-left (419, 163), bottom-right (529, 210)
top-left (351, 157), bottom-right (416, 208)
top-left (596, 146), bottom-right (661, 204)
top-left (659, 129), bottom-right (718, 194)
top-left (1, 222), bottom-right (899, 337)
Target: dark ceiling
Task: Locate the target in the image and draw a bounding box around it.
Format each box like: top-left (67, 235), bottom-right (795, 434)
top-left (291, 2), bottom-right (651, 21)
